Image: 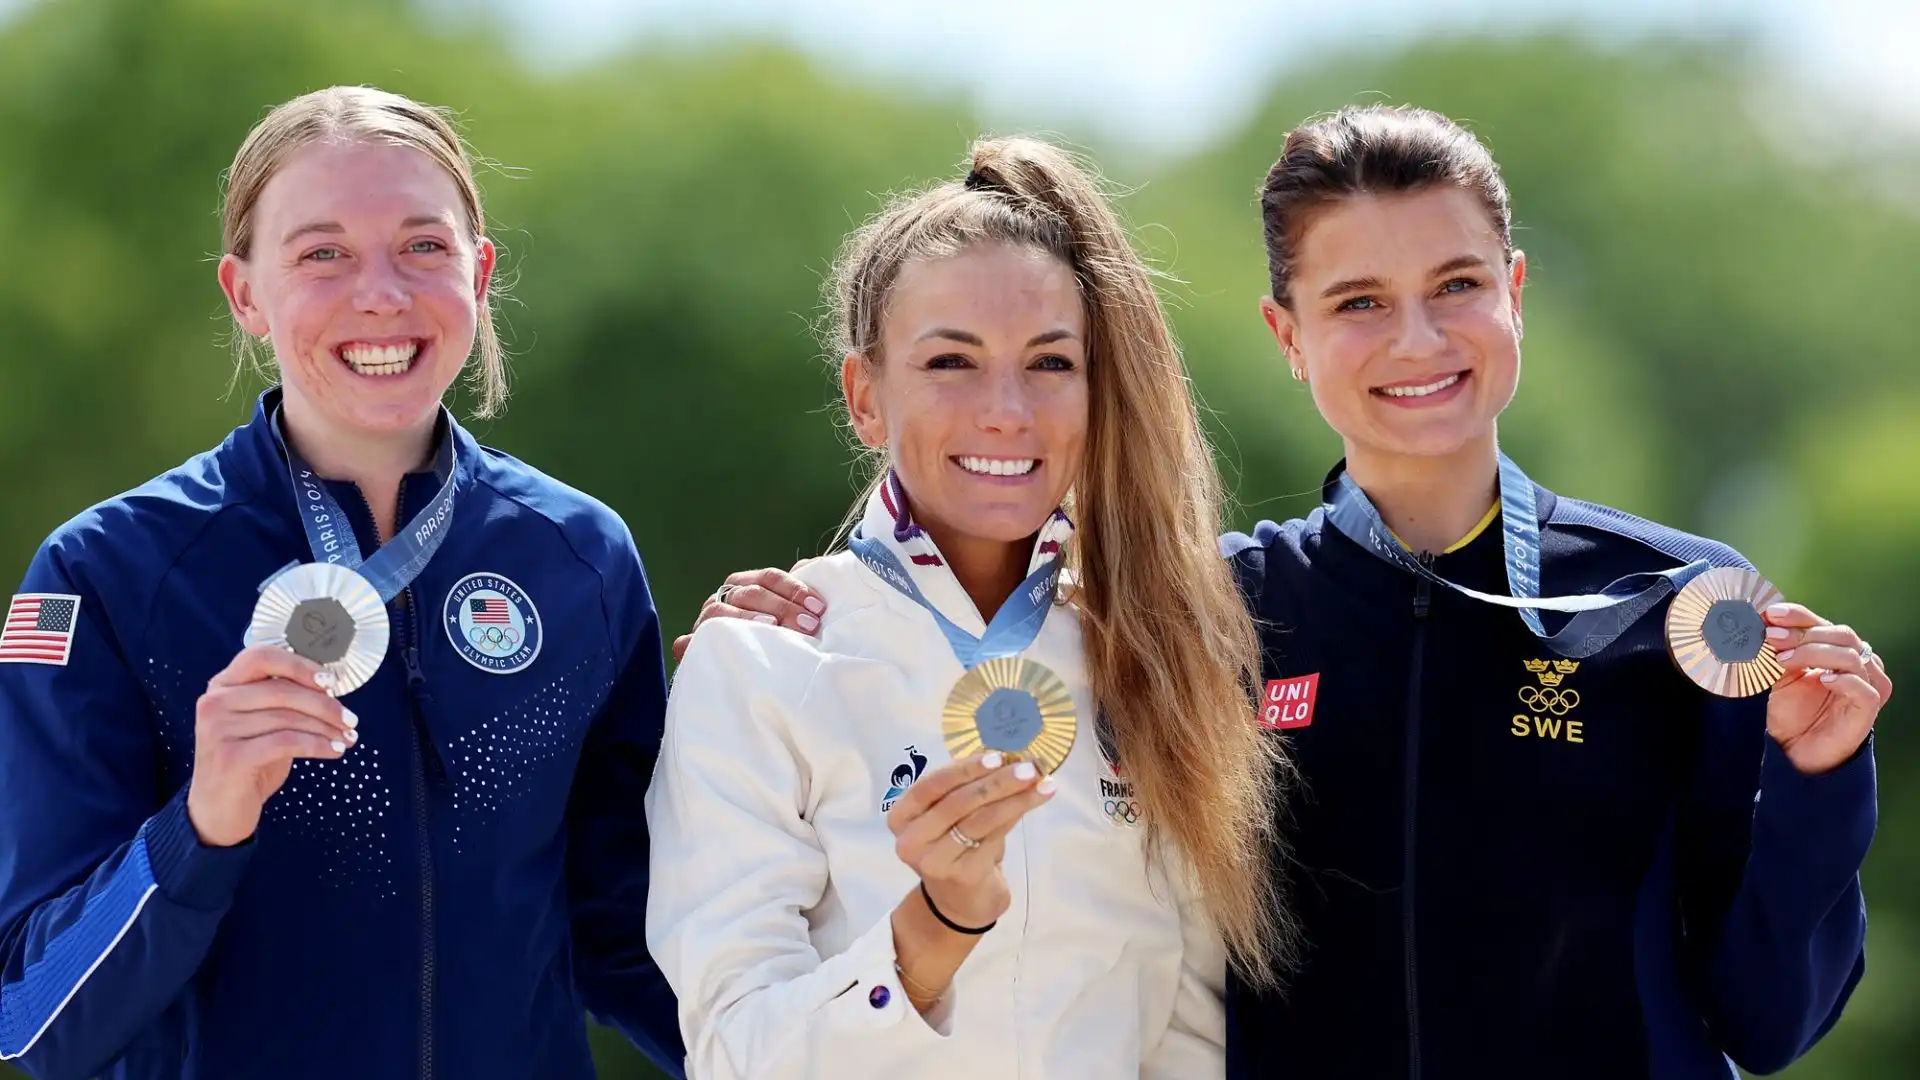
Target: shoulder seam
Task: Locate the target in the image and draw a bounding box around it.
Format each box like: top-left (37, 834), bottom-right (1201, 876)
top-left (472, 473), bottom-right (623, 665)
top-left (48, 492), bottom-right (271, 678)
top-left (140, 499), bottom-right (272, 644)
top-left (1547, 498), bottom-right (1751, 571)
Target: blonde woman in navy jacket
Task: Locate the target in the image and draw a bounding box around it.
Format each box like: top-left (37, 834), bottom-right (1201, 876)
top-left (0, 88), bottom-right (680, 1080)
top-left (646, 138), bottom-right (1292, 1079)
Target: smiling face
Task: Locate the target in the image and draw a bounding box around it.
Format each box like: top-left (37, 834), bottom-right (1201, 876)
top-left (218, 139), bottom-right (495, 441)
top-left (843, 242), bottom-right (1089, 552)
top-left (1262, 185), bottom-right (1525, 464)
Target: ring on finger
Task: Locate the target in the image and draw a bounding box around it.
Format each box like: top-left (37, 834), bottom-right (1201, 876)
top-left (714, 583), bottom-right (739, 606)
top-left (1860, 640), bottom-right (1875, 664)
top-left (948, 826), bottom-right (980, 850)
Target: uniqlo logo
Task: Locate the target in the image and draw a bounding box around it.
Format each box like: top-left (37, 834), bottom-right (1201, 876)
top-left (1260, 674), bottom-right (1319, 730)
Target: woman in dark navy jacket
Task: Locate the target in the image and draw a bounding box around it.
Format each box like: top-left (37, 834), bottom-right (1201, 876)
top-left (0, 87), bottom-right (681, 1080)
top-left (686, 104), bottom-right (1891, 1080)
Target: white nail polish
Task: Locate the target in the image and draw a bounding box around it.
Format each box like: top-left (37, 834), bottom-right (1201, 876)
top-left (1765, 627), bottom-right (1789, 639)
top-left (1014, 762), bottom-right (1037, 781)
top-left (753, 614), bottom-right (777, 624)
top-left (804, 596), bottom-right (826, 615)
top-left (981, 751), bottom-right (1004, 769)
top-left (1765, 604), bottom-right (1791, 619)
top-left (314, 671), bottom-right (336, 688)
top-left (798, 613), bottom-right (820, 632)
top-left (1776, 649), bottom-right (1795, 663)
top-left (341, 708), bottom-right (359, 730)
top-left (345, 728), bottom-right (359, 743)
top-left (1037, 777), bottom-right (1057, 795)
top-left (330, 740), bottom-right (347, 753)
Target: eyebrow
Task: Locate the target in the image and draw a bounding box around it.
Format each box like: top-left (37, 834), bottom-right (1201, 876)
top-left (1317, 254), bottom-right (1494, 300)
top-left (913, 327), bottom-right (1081, 347)
top-left (281, 214), bottom-right (458, 246)
top-left (1430, 254), bottom-right (1490, 277)
top-left (281, 221), bottom-right (345, 245)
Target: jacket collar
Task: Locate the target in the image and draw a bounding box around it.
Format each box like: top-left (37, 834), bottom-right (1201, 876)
top-left (226, 386), bottom-right (480, 537)
top-left (856, 469), bottom-right (1073, 637)
top-left (1307, 458), bottom-right (1559, 600)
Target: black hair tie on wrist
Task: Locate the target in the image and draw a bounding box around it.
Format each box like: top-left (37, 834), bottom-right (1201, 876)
top-left (920, 881), bottom-right (995, 935)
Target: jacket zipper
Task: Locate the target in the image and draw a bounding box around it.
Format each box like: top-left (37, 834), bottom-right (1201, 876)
top-left (1405, 558), bottom-right (1431, 1080)
top-left (355, 483), bottom-right (440, 1080)
top-left (404, 594), bottom-right (438, 1080)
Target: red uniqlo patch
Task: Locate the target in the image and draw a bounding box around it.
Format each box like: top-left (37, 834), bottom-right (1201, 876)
top-left (1260, 674), bottom-right (1320, 730)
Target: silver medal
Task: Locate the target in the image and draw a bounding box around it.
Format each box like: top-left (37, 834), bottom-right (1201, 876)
top-left (248, 562), bottom-right (390, 695)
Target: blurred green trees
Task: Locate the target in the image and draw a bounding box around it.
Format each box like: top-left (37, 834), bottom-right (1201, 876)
top-left (0, 1), bottom-right (1912, 1077)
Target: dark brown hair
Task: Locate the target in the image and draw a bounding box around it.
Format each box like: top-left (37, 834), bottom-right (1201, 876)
top-left (825, 136), bottom-right (1295, 985)
top-left (1260, 104), bottom-right (1513, 306)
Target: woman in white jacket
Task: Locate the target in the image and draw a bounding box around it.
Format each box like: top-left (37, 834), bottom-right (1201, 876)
top-left (645, 136), bottom-right (1294, 1079)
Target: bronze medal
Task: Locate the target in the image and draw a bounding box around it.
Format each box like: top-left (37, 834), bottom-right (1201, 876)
top-left (1665, 567), bottom-right (1784, 698)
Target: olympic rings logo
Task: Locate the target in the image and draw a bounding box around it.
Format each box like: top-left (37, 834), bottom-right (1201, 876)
top-left (1105, 799), bottom-right (1140, 826)
top-left (1517, 687), bottom-right (1580, 715)
top-left (468, 624), bottom-right (524, 654)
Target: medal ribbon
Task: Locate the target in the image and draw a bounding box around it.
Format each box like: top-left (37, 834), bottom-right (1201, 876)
top-left (271, 408), bottom-right (459, 604)
top-left (848, 527), bottom-right (1059, 671)
top-left (1322, 452), bottom-right (1709, 657)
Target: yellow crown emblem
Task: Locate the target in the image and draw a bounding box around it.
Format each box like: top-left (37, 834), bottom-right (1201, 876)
top-left (1525, 658), bottom-right (1566, 686)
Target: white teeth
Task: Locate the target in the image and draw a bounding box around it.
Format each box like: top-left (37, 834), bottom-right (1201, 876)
top-left (340, 342), bottom-right (420, 376)
top-left (1379, 373), bottom-right (1461, 398)
top-left (957, 456), bottom-right (1038, 477)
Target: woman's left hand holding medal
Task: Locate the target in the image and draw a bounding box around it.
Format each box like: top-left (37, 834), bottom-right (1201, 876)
top-left (1760, 603), bottom-right (1892, 774)
top-left (884, 751), bottom-right (1055, 1012)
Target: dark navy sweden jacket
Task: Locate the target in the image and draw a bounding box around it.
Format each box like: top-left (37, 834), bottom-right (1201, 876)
top-left (1222, 476), bottom-right (1874, 1080)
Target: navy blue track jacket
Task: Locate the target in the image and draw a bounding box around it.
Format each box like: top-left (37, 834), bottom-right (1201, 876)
top-left (1221, 470), bottom-right (1874, 1079)
top-left (0, 390), bottom-right (684, 1079)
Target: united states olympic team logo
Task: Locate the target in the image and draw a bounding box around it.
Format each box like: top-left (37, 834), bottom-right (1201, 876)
top-left (444, 572), bottom-right (541, 674)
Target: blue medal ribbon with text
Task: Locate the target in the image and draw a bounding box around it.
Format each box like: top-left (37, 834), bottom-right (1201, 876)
top-left (271, 407), bottom-right (458, 604)
top-left (1322, 452), bottom-right (1710, 658)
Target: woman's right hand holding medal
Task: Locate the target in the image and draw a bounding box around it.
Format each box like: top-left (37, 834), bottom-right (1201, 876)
top-left (186, 646), bottom-right (359, 847)
top-left (885, 751), bottom-right (1056, 1011)
top-left (890, 750), bottom-right (1056, 926)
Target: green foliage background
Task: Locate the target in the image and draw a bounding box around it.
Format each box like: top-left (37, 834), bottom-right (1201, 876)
top-left (0, 1), bottom-right (1913, 1076)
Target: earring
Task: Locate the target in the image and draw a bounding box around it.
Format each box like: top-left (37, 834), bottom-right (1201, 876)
top-left (1290, 367), bottom-right (1305, 382)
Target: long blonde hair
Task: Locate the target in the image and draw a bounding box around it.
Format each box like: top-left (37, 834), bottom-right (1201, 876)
top-left (219, 85), bottom-right (509, 417)
top-left (823, 136), bottom-right (1296, 983)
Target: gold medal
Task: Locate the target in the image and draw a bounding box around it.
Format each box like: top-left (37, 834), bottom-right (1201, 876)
top-left (1665, 567), bottom-right (1784, 698)
top-left (942, 656), bottom-right (1078, 775)
top-left (248, 562), bottom-right (391, 695)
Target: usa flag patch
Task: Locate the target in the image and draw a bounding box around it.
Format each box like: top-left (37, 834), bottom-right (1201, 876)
top-left (0, 594), bottom-right (81, 666)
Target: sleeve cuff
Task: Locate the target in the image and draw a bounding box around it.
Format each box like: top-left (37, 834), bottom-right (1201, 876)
top-left (1751, 736), bottom-right (1877, 892)
top-left (816, 916), bottom-right (954, 1042)
top-left (141, 787), bottom-right (255, 911)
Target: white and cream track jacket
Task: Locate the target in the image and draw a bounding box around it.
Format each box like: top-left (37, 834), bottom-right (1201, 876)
top-left (645, 479), bottom-right (1225, 1079)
